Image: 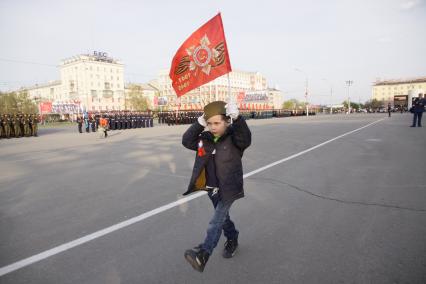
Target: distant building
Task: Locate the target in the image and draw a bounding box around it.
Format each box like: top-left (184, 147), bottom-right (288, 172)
top-left (24, 51), bottom-right (127, 114)
top-left (25, 80), bottom-right (63, 102)
top-left (372, 77), bottom-right (426, 108)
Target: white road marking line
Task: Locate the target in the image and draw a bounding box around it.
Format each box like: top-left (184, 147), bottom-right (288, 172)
top-left (0, 118), bottom-right (384, 277)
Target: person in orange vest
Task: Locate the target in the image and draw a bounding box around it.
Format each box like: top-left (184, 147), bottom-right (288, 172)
top-left (99, 116), bottom-right (109, 138)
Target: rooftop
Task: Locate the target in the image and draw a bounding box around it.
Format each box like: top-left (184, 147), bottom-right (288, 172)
top-left (373, 76), bottom-right (426, 86)
top-left (61, 51), bottom-right (122, 65)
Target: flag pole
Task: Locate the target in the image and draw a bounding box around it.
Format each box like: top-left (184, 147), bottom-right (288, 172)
top-left (227, 73), bottom-right (233, 124)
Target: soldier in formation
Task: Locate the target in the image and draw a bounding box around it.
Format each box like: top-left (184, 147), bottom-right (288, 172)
top-left (0, 113), bottom-right (39, 139)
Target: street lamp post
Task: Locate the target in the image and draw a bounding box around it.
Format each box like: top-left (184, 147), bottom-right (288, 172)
top-left (345, 80), bottom-right (353, 114)
top-left (295, 68), bottom-right (309, 117)
top-left (322, 78), bottom-right (333, 114)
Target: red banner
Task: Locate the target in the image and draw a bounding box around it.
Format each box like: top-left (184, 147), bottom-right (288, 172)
top-left (169, 13), bottom-right (232, 97)
top-left (39, 102), bottom-right (52, 113)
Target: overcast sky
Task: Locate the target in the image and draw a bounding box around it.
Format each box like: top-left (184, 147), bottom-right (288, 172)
top-left (1, 0), bottom-right (425, 104)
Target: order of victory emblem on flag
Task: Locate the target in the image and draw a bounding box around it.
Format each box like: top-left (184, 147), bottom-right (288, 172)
top-left (169, 13), bottom-right (232, 97)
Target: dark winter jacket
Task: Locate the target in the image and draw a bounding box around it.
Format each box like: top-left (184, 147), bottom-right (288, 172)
top-left (182, 115), bottom-right (251, 203)
top-left (411, 98), bottom-right (425, 113)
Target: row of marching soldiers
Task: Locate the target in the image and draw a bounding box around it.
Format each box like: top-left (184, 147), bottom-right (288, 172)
top-left (157, 111), bottom-right (203, 126)
top-left (76, 111), bottom-right (154, 133)
top-left (156, 110), bottom-right (297, 126)
top-left (0, 113), bottom-right (39, 139)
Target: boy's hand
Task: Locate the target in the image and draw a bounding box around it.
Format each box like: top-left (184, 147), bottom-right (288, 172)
top-left (225, 101), bottom-right (239, 120)
top-left (197, 114), bottom-right (207, 127)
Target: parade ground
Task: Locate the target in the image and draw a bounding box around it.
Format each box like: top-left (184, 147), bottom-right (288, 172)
top-left (0, 113), bottom-right (425, 283)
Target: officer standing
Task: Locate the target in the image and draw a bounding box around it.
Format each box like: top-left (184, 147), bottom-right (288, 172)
top-left (117, 113), bottom-right (121, 130)
top-left (13, 114), bottom-right (21, 137)
top-left (90, 115), bottom-right (95, 132)
top-left (410, 93), bottom-right (424, 127)
top-left (28, 114), bottom-right (34, 136)
top-left (110, 113), bottom-right (115, 130)
top-left (0, 114), bottom-right (3, 138)
top-left (95, 113), bottom-right (100, 131)
top-left (1, 114), bottom-right (10, 138)
top-left (23, 114), bottom-right (30, 137)
top-left (149, 112), bottom-right (154, 127)
top-left (84, 115), bottom-right (90, 133)
top-left (122, 113), bottom-right (127, 129)
top-left (77, 116), bottom-right (83, 133)
top-left (32, 114), bottom-right (39, 137)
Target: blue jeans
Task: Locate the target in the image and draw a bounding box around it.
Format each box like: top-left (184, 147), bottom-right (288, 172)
top-left (201, 191), bottom-right (239, 255)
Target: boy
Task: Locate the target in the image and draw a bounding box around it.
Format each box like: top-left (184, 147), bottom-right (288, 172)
top-left (182, 100), bottom-right (251, 272)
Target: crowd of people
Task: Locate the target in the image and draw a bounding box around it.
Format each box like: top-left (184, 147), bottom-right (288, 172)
top-left (0, 113), bottom-right (39, 139)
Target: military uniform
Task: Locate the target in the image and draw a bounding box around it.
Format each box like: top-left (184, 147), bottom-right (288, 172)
top-left (32, 114), bottom-right (39, 137)
top-left (90, 116), bottom-right (96, 132)
top-left (77, 116), bottom-right (83, 133)
top-left (2, 115), bottom-right (11, 138)
top-left (110, 114), bottom-right (115, 130)
top-left (12, 115), bottom-right (21, 137)
top-left (0, 115), bottom-right (3, 138)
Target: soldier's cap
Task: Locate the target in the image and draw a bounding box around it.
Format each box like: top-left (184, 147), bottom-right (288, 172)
top-left (203, 101), bottom-right (227, 120)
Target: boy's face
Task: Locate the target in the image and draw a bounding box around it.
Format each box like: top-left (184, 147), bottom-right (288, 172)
top-left (206, 115), bottom-right (228, 136)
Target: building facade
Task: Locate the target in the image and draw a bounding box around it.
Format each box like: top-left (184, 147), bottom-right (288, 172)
top-left (26, 80), bottom-right (63, 102)
top-left (154, 69), bottom-right (282, 110)
top-left (60, 52), bottom-right (125, 112)
top-left (372, 77), bottom-right (426, 107)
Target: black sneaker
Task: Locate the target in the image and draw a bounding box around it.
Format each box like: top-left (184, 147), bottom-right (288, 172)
top-left (223, 239), bottom-right (238, 258)
top-left (184, 245), bottom-right (209, 272)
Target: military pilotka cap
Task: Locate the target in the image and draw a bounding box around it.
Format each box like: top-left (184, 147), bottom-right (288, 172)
top-left (204, 101), bottom-right (227, 120)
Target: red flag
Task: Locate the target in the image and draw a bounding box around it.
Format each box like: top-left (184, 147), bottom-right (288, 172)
top-left (169, 13), bottom-right (232, 97)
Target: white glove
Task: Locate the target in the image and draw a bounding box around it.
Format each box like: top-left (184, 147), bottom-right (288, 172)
top-left (225, 102), bottom-right (239, 120)
top-left (197, 115), bottom-right (207, 127)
